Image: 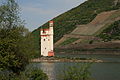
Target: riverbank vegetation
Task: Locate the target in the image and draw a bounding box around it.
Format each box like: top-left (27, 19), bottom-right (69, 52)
top-left (0, 68), bottom-right (48, 80)
top-left (58, 63), bottom-right (93, 80)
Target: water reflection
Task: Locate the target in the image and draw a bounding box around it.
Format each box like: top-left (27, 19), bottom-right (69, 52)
top-left (40, 62), bottom-right (56, 80)
top-left (28, 54), bottom-right (120, 80)
top-left (29, 62), bottom-right (120, 80)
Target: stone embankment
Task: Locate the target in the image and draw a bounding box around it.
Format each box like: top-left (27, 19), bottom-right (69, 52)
top-left (31, 57), bottom-right (103, 63)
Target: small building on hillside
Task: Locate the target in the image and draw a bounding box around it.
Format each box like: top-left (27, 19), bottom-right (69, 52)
top-left (40, 21), bottom-right (54, 56)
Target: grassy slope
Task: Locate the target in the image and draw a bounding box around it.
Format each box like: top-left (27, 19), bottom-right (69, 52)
top-left (32, 0), bottom-right (120, 51)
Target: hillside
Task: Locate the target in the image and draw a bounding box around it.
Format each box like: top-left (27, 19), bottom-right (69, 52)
top-left (71, 10), bottom-right (119, 35)
top-left (56, 10), bottom-right (120, 46)
top-left (32, 0), bottom-right (120, 53)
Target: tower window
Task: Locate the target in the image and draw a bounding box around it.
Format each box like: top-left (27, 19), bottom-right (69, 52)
top-left (43, 30), bottom-right (45, 33)
top-left (44, 39), bottom-right (45, 41)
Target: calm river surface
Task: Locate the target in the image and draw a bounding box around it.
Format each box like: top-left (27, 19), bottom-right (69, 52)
top-left (28, 54), bottom-right (120, 80)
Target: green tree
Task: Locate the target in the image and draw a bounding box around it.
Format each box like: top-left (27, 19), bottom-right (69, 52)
top-left (0, 0), bottom-right (21, 29)
top-left (0, 0), bottom-right (36, 74)
top-left (0, 68), bottom-right (48, 80)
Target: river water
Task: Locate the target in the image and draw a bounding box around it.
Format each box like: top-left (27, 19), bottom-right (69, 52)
top-left (28, 54), bottom-right (120, 80)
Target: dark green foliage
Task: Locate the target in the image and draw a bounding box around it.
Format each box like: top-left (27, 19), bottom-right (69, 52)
top-left (98, 20), bottom-right (120, 41)
top-left (89, 40), bottom-right (94, 44)
top-left (58, 63), bottom-right (92, 80)
top-left (0, 0), bottom-right (36, 74)
top-left (0, 68), bottom-right (48, 80)
top-left (0, 27), bottom-right (33, 74)
top-left (26, 69), bottom-right (48, 80)
top-left (32, 0), bottom-right (120, 51)
top-left (32, 29), bottom-right (40, 58)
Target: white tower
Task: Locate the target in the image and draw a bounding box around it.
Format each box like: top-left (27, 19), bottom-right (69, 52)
top-left (40, 21), bottom-right (54, 56)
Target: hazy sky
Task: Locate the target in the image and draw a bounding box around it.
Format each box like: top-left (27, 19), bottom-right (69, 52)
top-left (18, 0), bottom-right (86, 31)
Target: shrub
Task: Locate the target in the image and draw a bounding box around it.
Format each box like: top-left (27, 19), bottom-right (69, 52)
top-left (58, 63), bottom-right (92, 80)
top-left (0, 68), bottom-right (48, 80)
top-left (24, 68), bottom-right (48, 80)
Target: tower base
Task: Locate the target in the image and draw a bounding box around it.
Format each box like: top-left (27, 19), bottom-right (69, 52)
top-left (48, 51), bottom-right (54, 56)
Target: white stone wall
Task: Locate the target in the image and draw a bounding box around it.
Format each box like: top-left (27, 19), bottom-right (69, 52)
top-left (41, 35), bottom-right (50, 56)
top-left (41, 30), bottom-right (50, 56)
top-left (49, 27), bottom-right (53, 51)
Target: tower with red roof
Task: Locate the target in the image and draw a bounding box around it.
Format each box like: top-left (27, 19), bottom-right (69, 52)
top-left (40, 21), bottom-right (54, 56)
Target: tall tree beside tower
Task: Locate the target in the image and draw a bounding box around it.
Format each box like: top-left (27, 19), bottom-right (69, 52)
top-left (0, 0), bottom-right (35, 74)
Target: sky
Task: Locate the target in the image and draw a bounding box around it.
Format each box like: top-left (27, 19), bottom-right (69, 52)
top-left (17, 0), bottom-right (86, 31)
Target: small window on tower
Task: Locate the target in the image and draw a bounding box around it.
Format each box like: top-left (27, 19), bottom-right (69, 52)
top-left (44, 39), bottom-right (45, 41)
top-left (45, 48), bottom-right (46, 49)
top-left (43, 30), bottom-right (45, 33)
top-left (48, 39), bottom-right (50, 41)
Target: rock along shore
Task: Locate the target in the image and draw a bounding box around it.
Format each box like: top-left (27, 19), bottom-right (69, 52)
top-left (31, 57), bottom-right (103, 63)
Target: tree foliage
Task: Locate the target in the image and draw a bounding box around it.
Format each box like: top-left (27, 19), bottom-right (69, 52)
top-left (0, 68), bottom-right (48, 80)
top-left (98, 20), bottom-right (120, 41)
top-left (59, 63), bottom-right (92, 80)
top-left (26, 69), bottom-right (48, 80)
top-left (0, 0), bottom-right (21, 29)
top-left (0, 0), bottom-right (36, 74)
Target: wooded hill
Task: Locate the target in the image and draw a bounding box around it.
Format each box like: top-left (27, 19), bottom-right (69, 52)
top-left (32, 0), bottom-right (120, 51)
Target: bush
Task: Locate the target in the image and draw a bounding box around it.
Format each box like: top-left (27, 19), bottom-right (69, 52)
top-left (0, 68), bottom-right (48, 80)
top-left (24, 68), bottom-right (48, 80)
top-left (58, 63), bottom-right (92, 80)
top-left (89, 40), bottom-right (93, 44)
top-left (0, 28), bottom-right (29, 74)
top-left (29, 69), bottom-right (48, 80)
